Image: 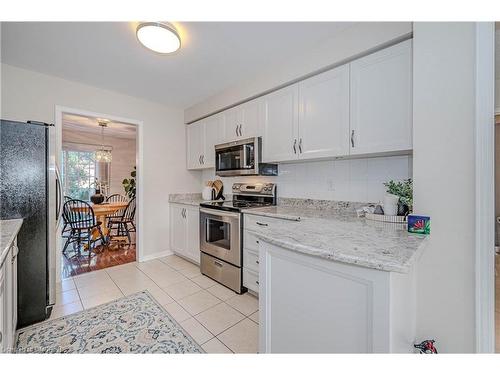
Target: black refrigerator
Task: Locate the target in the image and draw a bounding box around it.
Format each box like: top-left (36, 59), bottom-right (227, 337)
top-left (0, 119), bottom-right (61, 328)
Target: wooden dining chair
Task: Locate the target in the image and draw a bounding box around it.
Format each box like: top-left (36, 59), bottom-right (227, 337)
top-left (61, 195), bottom-right (73, 237)
top-left (107, 197), bottom-right (136, 245)
top-left (62, 199), bottom-right (105, 259)
top-left (105, 193), bottom-right (128, 220)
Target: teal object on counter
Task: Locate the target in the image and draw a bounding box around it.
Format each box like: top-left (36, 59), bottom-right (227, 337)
top-left (408, 215), bottom-right (430, 235)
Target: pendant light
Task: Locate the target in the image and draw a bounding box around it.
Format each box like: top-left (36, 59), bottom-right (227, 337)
top-left (136, 22), bottom-right (181, 54)
top-left (95, 120), bottom-right (112, 163)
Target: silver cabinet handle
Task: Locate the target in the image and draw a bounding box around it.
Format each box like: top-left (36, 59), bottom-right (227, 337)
top-left (235, 125), bottom-right (238, 136)
top-left (199, 155), bottom-right (202, 164)
top-left (298, 138), bottom-right (303, 153)
top-left (0, 331), bottom-right (2, 344)
top-left (238, 124), bottom-right (242, 136)
top-left (256, 280), bottom-right (259, 285)
top-left (293, 139), bottom-right (297, 154)
top-left (256, 222), bottom-right (268, 227)
top-left (256, 240), bottom-right (259, 244)
top-left (201, 155), bottom-right (204, 164)
top-left (351, 130), bottom-right (355, 148)
top-left (255, 260), bottom-right (259, 264)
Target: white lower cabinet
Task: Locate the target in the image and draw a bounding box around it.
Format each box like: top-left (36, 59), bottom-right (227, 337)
top-left (243, 214), bottom-right (284, 294)
top-left (1, 239), bottom-right (18, 353)
top-left (258, 241), bottom-right (416, 353)
top-left (169, 203), bottom-right (200, 265)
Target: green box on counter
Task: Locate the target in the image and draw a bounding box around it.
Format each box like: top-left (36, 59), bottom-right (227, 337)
top-left (408, 215), bottom-right (430, 235)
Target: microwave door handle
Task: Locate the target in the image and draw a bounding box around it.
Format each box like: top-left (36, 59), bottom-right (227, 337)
top-left (242, 144), bottom-right (247, 168)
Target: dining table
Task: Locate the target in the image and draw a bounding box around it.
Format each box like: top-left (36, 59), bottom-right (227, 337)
top-left (71, 201), bottom-right (129, 248)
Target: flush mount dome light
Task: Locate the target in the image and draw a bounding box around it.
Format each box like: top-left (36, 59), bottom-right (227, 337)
top-left (136, 22), bottom-right (181, 54)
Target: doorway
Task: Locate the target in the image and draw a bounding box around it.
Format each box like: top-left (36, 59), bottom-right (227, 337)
top-left (55, 107), bottom-right (143, 280)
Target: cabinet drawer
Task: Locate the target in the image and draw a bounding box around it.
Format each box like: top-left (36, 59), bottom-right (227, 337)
top-left (244, 214), bottom-right (281, 232)
top-left (244, 230), bottom-right (261, 252)
top-left (243, 268), bottom-right (259, 294)
top-left (243, 248), bottom-right (260, 272)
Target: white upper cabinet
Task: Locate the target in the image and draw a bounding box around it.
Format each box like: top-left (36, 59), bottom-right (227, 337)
top-left (187, 121), bottom-right (204, 169)
top-left (222, 98), bottom-right (262, 141)
top-left (188, 40), bottom-right (413, 167)
top-left (203, 114), bottom-right (224, 168)
top-left (298, 65), bottom-right (350, 160)
top-left (262, 84), bottom-right (299, 163)
top-left (349, 40), bottom-right (412, 155)
top-left (187, 114), bottom-right (224, 170)
top-left (238, 98), bottom-right (262, 138)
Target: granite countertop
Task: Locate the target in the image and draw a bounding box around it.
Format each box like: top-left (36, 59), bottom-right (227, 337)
top-left (242, 205), bottom-right (427, 273)
top-left (168, 193), bottom-right (209, 206)
top-left (0, 219), bottom-right (23, 266)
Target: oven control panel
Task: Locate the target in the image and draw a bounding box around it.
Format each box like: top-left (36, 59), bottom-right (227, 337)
top-left (232, 183), bottom-right (276, 196)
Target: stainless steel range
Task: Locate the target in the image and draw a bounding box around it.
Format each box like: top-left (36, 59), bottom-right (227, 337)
top-left (199, 183), bottom-right (276, 293)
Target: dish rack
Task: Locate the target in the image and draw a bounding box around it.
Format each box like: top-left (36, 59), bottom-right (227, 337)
top-left (365, 213), bottom-right (407, 223)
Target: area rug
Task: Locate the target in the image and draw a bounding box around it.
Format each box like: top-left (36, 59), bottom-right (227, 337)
top-left (15, 291), bottom-right (204, 354)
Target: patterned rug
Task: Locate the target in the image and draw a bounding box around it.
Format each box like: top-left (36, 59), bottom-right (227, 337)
top-left (15, 291), bottom-right (204, 353)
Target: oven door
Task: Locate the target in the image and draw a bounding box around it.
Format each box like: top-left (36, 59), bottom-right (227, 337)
top-left (215, 138), bottom-right (258, 176)
top-left (200, 208), bottom-right (241, 267)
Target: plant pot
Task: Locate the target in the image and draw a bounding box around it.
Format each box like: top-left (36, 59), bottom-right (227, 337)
top-left (90, 189), bottom-right (105, 204)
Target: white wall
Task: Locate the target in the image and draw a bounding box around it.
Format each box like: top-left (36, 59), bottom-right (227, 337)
top-left (496, 78), bottom-right (500, 112)
top-left (62, 128), bottom-right (136, 196)
top-left (202, 156), bottom-right (412, 203)
top-left (185, 22), bottom-right (412, 123)
top-left (413, 22), bottom-right (477, 353)
top-left (1, 63), bottom-right (201, 260)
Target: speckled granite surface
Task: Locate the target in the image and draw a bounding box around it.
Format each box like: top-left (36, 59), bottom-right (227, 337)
top-left (168, 193), bottom-right (207, 206)
top-left (244, 205), bottom-right (427, 273)
top-left (0, 219), bottom-right (23, 266)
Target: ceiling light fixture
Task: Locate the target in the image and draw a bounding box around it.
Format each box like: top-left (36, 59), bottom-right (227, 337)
top-left (136, 22), bottom-right (181, 54)
top-left (96, 120), bottom-right (112, 163)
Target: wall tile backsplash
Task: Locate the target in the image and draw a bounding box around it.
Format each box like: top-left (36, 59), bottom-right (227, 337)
top-left (201, 155), bottom-right (412, 204)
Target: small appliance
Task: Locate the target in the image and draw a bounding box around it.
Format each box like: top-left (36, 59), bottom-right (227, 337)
top-left (215, 137), bottom-right (278, 177)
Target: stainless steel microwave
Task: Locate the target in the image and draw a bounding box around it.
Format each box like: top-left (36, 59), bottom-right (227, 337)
top-left (215, 137), bottom-right (278, 177)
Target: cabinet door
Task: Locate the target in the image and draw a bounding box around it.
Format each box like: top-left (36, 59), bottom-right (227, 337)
top-left (262, 84), bottom-right (299, 163)
top-left (186, 122), bottom-right (204, 170)
top-left (223, 107), bottom-right (239, 141)
top-left (11, 244), bottom-right (17, 335)
top-left (0, 262), bottom-right (6, 353)
top-left (350, 40), bottom-right (412, 155)
top-left (298, 65), bottom-right (350, 160)
top-left (203, 114), bottom-right (224, 168)
top-left (170, 204), bottom-right (187, 256)
top-left (239, 98), bottom-right (262, 138)
top-left (185, 207), bottom-right (200, 265)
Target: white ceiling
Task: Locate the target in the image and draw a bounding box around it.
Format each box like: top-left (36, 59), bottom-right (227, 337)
top-left (0, 22), bottom-right (354, 108)
top-left (62, 113), bottom-right (137, 139)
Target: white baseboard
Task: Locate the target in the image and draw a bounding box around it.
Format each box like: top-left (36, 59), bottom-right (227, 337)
top-left (138, 250), bottom-right (173, 262)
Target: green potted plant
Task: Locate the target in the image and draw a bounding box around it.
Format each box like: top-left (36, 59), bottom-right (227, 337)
top-left (383, 178), bottom-right (413, 215)
top-left (122, 166), bottom-right (136, 199)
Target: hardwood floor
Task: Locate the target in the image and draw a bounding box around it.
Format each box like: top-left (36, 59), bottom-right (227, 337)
top-left (62, 237), bottom-right (136, 278)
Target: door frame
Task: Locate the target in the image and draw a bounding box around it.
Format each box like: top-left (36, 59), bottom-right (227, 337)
top-left (54, 105), bottom-right (144, 281)
top-left (474, 22), bottom-right (496, 353)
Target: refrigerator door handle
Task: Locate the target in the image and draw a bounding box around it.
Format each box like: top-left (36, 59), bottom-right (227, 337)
top-left (55, 164), bottom-right (63, 226)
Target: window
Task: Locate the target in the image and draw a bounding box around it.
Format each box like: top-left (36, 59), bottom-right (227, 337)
top-left (62, 150), bottom-right (96, 201)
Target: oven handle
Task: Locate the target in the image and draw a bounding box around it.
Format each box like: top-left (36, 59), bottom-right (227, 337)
top-left (199, 207), bottom-right (241, 219)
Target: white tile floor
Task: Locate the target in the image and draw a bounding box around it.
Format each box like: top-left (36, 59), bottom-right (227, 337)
top-left (53, 255), bottom-right (259, 353)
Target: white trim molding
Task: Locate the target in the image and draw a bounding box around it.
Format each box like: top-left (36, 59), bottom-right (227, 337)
top-left (54, 106), bottom-right (145, 281)
top-left (474, 22), bottom-right (496, 353)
